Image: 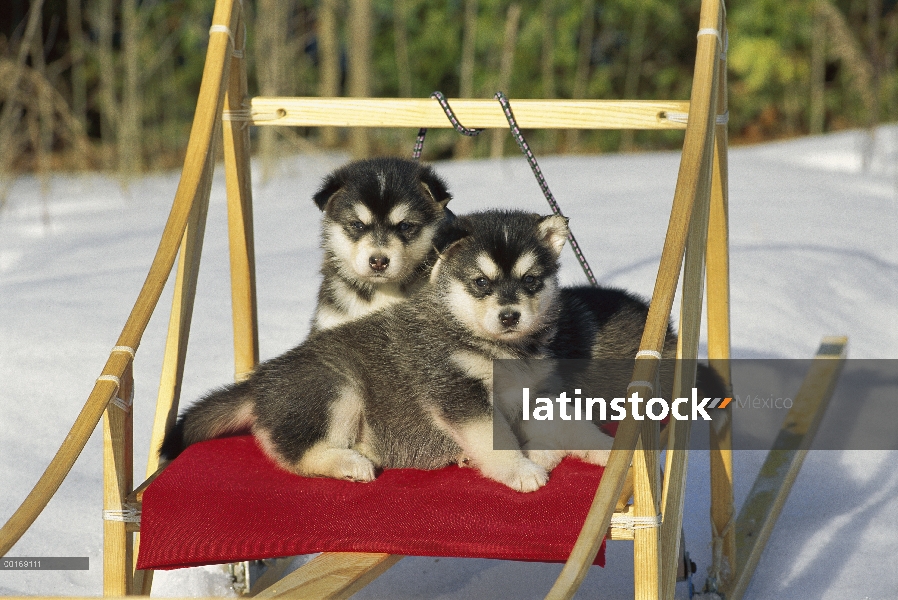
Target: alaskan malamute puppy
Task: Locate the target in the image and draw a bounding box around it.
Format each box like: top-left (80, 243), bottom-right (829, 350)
top-left (160, 210), bottom-right (611, 492)
top-left (310, 157), bottom-right (453, 332)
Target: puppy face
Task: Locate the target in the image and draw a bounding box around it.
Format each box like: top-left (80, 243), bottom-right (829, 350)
top-left (314, 158), bottom-right (452, 285)
top-left (434, 211), bottom-right (569, 342)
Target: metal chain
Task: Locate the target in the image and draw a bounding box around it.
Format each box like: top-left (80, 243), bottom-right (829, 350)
top-left (412, 90), bottom-right (599, 287)
top-left (494, 91), bottom-right (598, 287)
top-left (412, 91), bottom-right (482, 160)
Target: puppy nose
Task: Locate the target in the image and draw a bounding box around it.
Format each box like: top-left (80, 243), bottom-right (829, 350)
top-left (369, 256), bottom-right (390, 272)
top-left (499, 310), bottom-right (521, 328)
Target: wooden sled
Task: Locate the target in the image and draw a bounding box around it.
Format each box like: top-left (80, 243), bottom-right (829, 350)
top-left (0, 0), bottom-right (849, 598)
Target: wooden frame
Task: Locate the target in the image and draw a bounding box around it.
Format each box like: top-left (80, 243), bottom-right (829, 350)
top-left (0, 0), bottom-right (849, 598)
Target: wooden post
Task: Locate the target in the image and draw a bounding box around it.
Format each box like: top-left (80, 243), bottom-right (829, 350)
top-left (705, 13), bottom-right (734, 593)
top-left (632, 421), bottom-right (661, 599)
top-left (223, 11), bottom-right (260, 381)
top-left (103, 362), bottom-right (134, 595)
top-left (659, 52), bottom-right (717, 592)
top-left (145, 146), bottom-right (215, 475)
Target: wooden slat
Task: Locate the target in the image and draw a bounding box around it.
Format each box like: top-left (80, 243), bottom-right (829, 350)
top-left (659, 63), bottom-right (717, 591)
top-left (632, 422), bottom-right (662, 599)
top-left (245, 97), bottom-right (691, 130)
top-left (103, 363), bottom-right (134, 595)
top-left (145, 153), bottom-right (215, 478)
top-left (0, 0), bottom-right (238, 558)
top-left (725, 337), bottom-right (848, 600)
top-left (706, 16), bottom-right (735, 594)
top-left (135, 131), bottom-right (217, 597)
top-left (253, 553), bottom-right (403, 600)
top-left (223, 17), bottom-right (259, 382)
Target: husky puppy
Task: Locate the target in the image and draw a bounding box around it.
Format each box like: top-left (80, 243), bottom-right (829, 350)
top-left (160, 210), bottom-right (611, 492)
top-left (310, 157), bottom-right (453, 332)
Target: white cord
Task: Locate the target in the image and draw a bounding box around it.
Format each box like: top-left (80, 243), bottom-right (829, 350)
top-left (697, 27), bottom-right (722, 47)
top-left (103, 505), bottom-right (141, 523)
top-left (96, 375), bottom-right (133, 412)
top-left (222, 109), bottom-right (252, 121)
top-left (610, 513), bottom-right (662, 530)
top-left (111, 345), bottom-right (136, 360)
top-left (209, 24), bottom-right (234, 47)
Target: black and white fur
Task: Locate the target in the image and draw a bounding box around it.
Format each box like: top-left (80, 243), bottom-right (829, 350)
top-left (551, 286), bottom-right (727, 403)
top-left (310, 157), bottom-right (453, 332)
top-left (160, 211), bottom-right (612, 492)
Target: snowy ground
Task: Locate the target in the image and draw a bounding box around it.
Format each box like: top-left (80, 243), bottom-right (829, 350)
top-left (1, 125), bottom-right (897, 598)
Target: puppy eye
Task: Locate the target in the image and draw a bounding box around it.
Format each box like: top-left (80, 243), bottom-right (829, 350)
top-left (474, 277), bottom-right (489, 288)
top-left (397, 222), bottom-right (410, 232)
top-left (523, 275), bottom-right (536, 285)
top-left (351, 221), bottom-right (365, 230)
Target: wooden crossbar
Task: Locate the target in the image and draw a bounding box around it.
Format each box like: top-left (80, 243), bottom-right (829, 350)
top-left (238, 97), bottom-right (691, 130)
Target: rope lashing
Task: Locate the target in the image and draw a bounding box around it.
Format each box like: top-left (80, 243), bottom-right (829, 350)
top-left (610, 512), bottom-right (662, 531)
top-left (494, 91), bottom-right (599, 287)
top-left (97, 375), bottom-right (133, 412)
top-left (706, 512), bottom-right (735, 592)
top-left (103, 504), bottom-right (141, 523)
top-left (97, 345), bottom-right (136, 413)
top-left (697, 27), bottom-right (728, 60)
top-left (209, 22), bottom-right (246, 59)
top-left (209, 24), bottom-right (235, 47)
top-left (111, 345), bottom-right (136, 360)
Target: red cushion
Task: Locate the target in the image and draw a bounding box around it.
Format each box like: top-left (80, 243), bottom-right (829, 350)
top-left (137, 435), bottom-right (606, 570)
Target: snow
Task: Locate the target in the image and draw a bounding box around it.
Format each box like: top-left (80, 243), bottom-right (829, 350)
top-left (1, 125), bottom-right (897, 598)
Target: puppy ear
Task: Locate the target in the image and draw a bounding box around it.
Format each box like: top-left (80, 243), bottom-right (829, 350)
top-left (429, 225), bottom-right (470, 284)
top-left (312, 174), bottom-right (343, 211)
top-left (432, 218), bottom-right (469, 255)
top-left (537, 214), bottom-right (570, 258)
top-left (418, 167), bottom-right (452, 209)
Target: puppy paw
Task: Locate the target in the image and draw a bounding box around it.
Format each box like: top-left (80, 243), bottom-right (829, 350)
top-left (484, 456), bottom-right (548, 492)
top-left (509, 458), bottom-right (549, 492)
top-left (337, 452), bottom-right (376, 482)
top-left (296, 446), bottom-right (376, 482)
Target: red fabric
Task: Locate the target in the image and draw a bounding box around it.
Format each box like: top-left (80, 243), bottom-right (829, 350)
top-left (137, 435), bottom-right (606, 570)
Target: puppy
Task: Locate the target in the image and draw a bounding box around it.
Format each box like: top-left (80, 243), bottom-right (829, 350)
top-left (310, 157), bottom-right (453, 332)
top-left (160, 210), bottom-right (611, 492)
